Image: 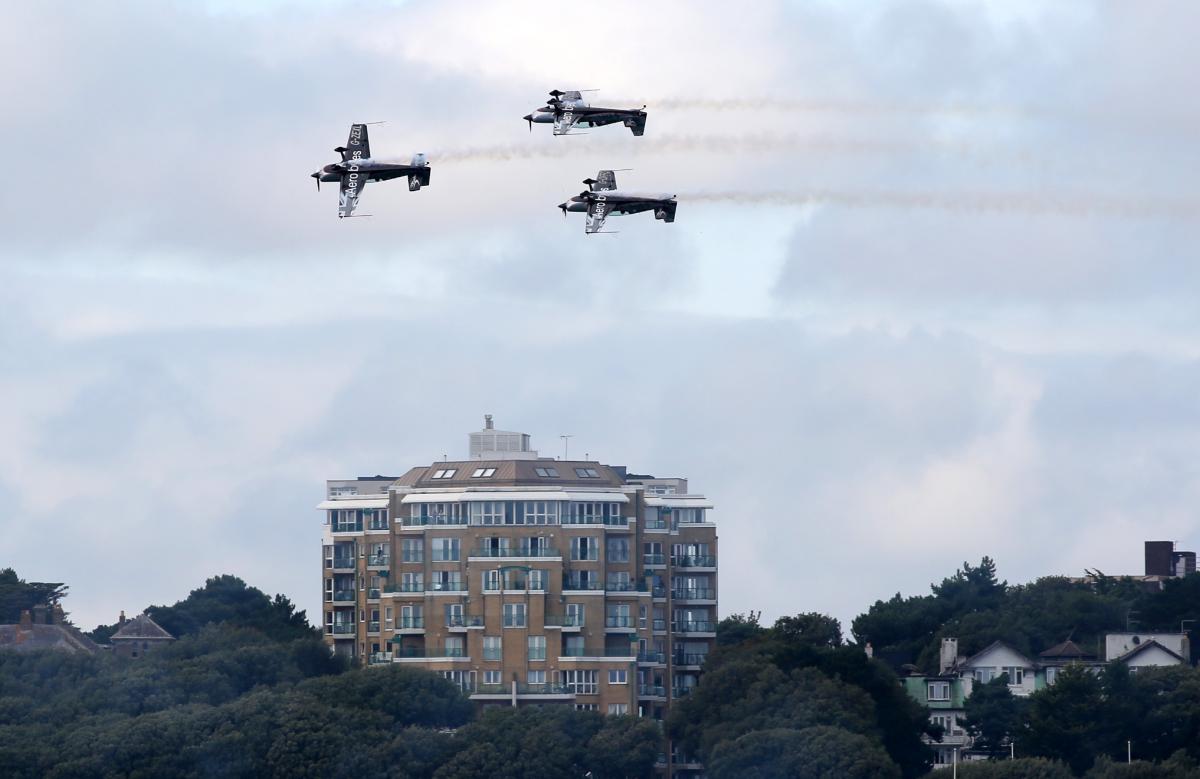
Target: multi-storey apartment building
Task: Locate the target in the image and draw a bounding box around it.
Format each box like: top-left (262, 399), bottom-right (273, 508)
top-left (318, 419), bottom-right (717, 739)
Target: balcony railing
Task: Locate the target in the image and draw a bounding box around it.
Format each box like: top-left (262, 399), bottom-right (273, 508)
top-left (367, 588), bottom-right (381, 600)
top-left (605, 616), bottom-right (635, 628)
top-left (397, 616), bottom-right (424, 629)
top-left (446, 615), bottom-right (484, 628)
top-left (672, 588), bottom-right (715, 600)
top-left (367, 519), bottom-right (389, 532)
top-left (560, 647), bottom-right (637, 658)
top-left (403, 516), bottom-right (467, 527)
top-left (652, 619), bottom-right (667, 631)
top-left (605, 582), bottom-right (648, 593)
top-left (544, 615), bottom-right (584, 628)
top-left (472, 683), bottom-right (573, 696)
top-left (367, 554), bottom-right (390, 567)
top-left (401, 554), bottom-right (424, 563)
top-left (563, 581), bottom-right (603, 591)
top-left (643, 553), bottom-right (666, 566)
top-left (331, 558), bottom-right (355, 571)
top-left (672, 686), bottom-right (695, 698)
top-left (674, 621), bottom-right (716, 633)
top-left (674, 652), bottom-right (709, 666)
top-left (643, 518), bottom-right (669, 530)
top-left (638, 684), bottom-right (666, 697)
top-left (367, 621), bottom-right (380, 633)
top-left (386, 583), bottom-right (424, 593)
top-left (332, 522), bottom-right (363, 533)
top-left (330, 623), bottom-right (355, 635)
top-left (393, 646), bottom-right (467, 658)
top-left (473, 547), bottom-right (560, 558)
top-left (368, 652), bottom-right (393, 665)
top-left (671, 555), bottom-right (716, 568)
top-left (428, 581), bottom-right (465, 592)
top-left (652, 586), bottom-right (667, 598)
top-left (562, 516), bottom-right (627, 526)
top-left (332, 590), bottom-right (356, 603)
top-left (638, 651), bottom-right (666, 664)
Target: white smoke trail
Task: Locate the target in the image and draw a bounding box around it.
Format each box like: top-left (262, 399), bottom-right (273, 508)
top-left (430, 133), bottom-right (1043, 168)
top-left (608, 97), bottom-right (1054, 121)
top-left (678, 190), bottom-right (1200, 221)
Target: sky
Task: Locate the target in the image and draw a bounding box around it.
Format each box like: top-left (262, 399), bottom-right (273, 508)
top-left (1, 0), bottom-right (1198, 633)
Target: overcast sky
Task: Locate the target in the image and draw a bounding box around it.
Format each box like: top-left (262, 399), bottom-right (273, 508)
top-left (2, 0), bottom-right (1197, 632)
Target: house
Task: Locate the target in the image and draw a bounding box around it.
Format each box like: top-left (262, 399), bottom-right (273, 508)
top-left (109, 612), bottom-right (176, 658)
top-left (0, 605), bottom-right (99, 655)
top-left (1038, 639), bottom-right (1103, 686)
top-left (901, 671), bottom-right (969, 769)
top-left (1104, 632), bottom-right (1190, 668)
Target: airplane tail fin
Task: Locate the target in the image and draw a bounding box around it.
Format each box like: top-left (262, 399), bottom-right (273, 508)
top-left (625, 112), bottom-right (647, 137)
top-left (655, 202), bottom-right (676, 223)
top-left (408, 155), bottom-right (431, 191)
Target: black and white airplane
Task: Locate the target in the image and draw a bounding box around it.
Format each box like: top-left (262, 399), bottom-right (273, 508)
top-left (524, 90), bottom-right (647, 136)
top-left (311, 123), bottom-right (431, 218)
top-left (558, 170), bottom-right (677, 234)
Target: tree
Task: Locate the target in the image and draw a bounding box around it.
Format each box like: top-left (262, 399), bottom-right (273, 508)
top-left (962, 676), bottom-right (1027, 757)
top-left (143, 574), bottom-right (316, 641)
top-left (945, 758), bottom-right (1074, 779)
top-left (0, 568), bottom-right (68, 623)
top-left (585, 715), bottom-right (663, 778)
top-left (717, 611), bottom-right (765, 647)
top-left (773, 612), bottom-right (843, 648)
top-left (708, 726), bottom-right (901, 779)
top-left (1023, 664), bottom-right (1110, 774)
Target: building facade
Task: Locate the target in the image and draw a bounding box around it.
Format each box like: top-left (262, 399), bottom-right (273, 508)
top-left (318, 421), bottom-right (717, 765)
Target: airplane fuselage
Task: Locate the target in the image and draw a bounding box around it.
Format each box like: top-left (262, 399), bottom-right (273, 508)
top-left (313, 157), bottom-right (426, 183)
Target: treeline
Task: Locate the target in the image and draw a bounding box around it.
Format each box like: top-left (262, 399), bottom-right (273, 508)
top-left (0, 574), bottom-right (660, 779)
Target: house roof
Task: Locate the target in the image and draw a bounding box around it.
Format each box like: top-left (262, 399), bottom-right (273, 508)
top-left (0, 624), bottom-right (100, 654)
top-left (393, 460), bottom-right (627, 489)
top-left (110, 614), bottom-right (175, 642)
top-left (1039, 639), bottom-right (1096, 660)
top-left (1114, 639), bottom-right (1185, 664)
top-left (960, 640), bottom-right (1034, 668)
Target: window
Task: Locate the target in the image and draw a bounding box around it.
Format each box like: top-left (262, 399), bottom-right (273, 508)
top-left (607, 537), bottom-right (630, 563)
top-left (528, 670), bottom-right (546, 685)
top-left (520, 502), bottom-right (559, 525)
top-left (431, 537), bottom-right (460, 562)
top-left (401, 539), bottom-right (423, 563)
top-left (484, 670), bottom-right (502, 685)
top-left (574, 467), bottom-right (600, 478)
top-left (400, 605), bottom-right (422, 628)
top-left (607, 604), bottom-right (632, 628)
top-left (562, 669), bottom-right (598, 694)
top-left (483, 569), bottom-right (501, 592)
top-left (483, 636), bottom-right (502, 661)
top-left (574, 703), bottom-right (598, 711)
top-left (607, 703), bottom-right (629, 716)
top-left (1004, 667), bottom-right (1025, 685)
top-left (528, 569), bottom-right (547, 591)
top-left (571, 536), bottom-right (600, 561)
top-left (471, 501), bottom-right (506, 525)
top-left (430, 469), bottom-right (457, 480)
top-left (528, 635), bottom-right (546, 661)
top-left (504, 603), bottom-right (527, 628)
top-left (440, 669), bottom-right (476, 692)
top-left (444, 603), bottom-right (463, 627)
top-left (643, 542), bottom-right (664, 565)
top-left (608, 669), bottom-right (628, 685)
top-left (471, 467), bottom-right (497, 478)
top-left (566, 603), bottom-right (586, 627)
top-left (927, 681), bottom-right (951, 701)
top-left (606, 571), bottom-right (632, 591)
top-left (444, 636), bottom-right (464, 657)
top-left (973, 668), bottom-right (996, 683)
top-left (430, 571), bottom-right (462, 591)
top-left (534, 466), bottom-right (559, 478)
top-left (401, 572), bottom-right (423, 592)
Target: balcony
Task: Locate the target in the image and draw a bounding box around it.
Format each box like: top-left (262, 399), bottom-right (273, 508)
top-left (367, 621), bottom-right (380, 634)
top-left (331, 558), bottom-right (355, 572)
top-left (367, 554), bottom-right (390, 569)
top-left (559, 647), bottom-right (637, 659)
top-left (368, 652), bottom-right (394, 665)
top-left (672, 686), bottom-right (695, 698)
top-left (330, 623), bottom-right (355, 636)
top-left (638, 651), bottom-right (666, 665)
top-left (544, 615), bottom-right (583, 631)
top-left (427, 581), bottom-right (466, 594)
top-left (671, 555), bottom-right (716, 568)
top-left (393, 646), bottom-right (467, 659)
top-left (643, 553), bottom-right (666, 567)
top-left (674, 652), bottom-right (709, 668)
top-left (671, 588), bottom-right (715, 602)
top-left (472, 547), bottom-right (560, 558)
top-left (562, 516), bottom-right (627, 527)
top-left (367, 588), bottom-right (381, 600)
top-left (446, 615), bottom-right (484, 630)
top-left (673, 620), bottom-right (716, 635)
top-left (403, 516), bottom-right (467, 527)
top-left (605, 582), bottom-right (649, 594)
top-left (652, 585), bottom-right (667, 599)
top-left (332, 590), bottom-right (355, 603)
top-left (471, 683), bottom-right (574, 698)
top-left (331, 522), bottom-right (363, 534)
top-left (643, 518), bottom-right (669, 531)
top-left (563, 581), bottom-right (604, 591)
top-left (638, 684), bottom-right (666, 697)
top-left (605, 616), bottom-right (636, 631)
top-left (396, 617), bottom-right (425, 631)
top-left (367, 519), bottom-right (390, 532)
top-left (652, 619), bottom-right (667, 632)
top-left (386, 583), bottom-right (424, 594)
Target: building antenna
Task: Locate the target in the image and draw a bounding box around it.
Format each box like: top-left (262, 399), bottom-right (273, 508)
top-left (560, 434), bottom-right (573, 461)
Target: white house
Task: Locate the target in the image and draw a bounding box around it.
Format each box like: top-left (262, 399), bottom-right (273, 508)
top-left (1104, 632), bottom-right (1190, 666)
top-left (956, 641), bottom-right (1038, 698)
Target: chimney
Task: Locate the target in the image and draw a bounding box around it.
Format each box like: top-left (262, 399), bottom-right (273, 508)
top-left (19, 610), bottom-right (32, 629)
top-left (31, 605), bottom-right (48, 625)
top-left (485, 414), bottom-right (494, 430)
top-left (119, 610), bottom-right (127, 626)
top-left (52, 604), bottom-right (65, 625)
top-left (939, 637), bottom-right (959, 675)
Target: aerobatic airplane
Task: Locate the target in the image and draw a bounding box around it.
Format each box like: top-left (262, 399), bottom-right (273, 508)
top-left (311, 123), bottom-right (431, 218)
top-left (558, 170), bottom-right (677, 234)
top-left (523, 90), bottom-right (647, 136)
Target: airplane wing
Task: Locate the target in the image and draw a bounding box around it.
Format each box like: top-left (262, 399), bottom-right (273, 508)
top-left (338, 174), bottom-right (367, 218)
top-left (553, 112), bottom-right (581, 135)
top-left (585, 200), bottom-right (612, 234)
top-left (593, 170), bottom-right (617, 191)
top-left (342, 123), bottom-right (371, 161)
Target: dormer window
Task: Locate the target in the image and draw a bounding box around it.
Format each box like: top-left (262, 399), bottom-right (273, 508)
top-left (574, 467), bottom-right (600, 478)
top-left (535, 467), bottom-right (559, 478)
top-left (471, 468), bottom-right (496, 478)
top-left (431, 469), bottom-right (457, 480)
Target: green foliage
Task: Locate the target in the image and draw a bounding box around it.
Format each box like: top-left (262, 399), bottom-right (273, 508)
top-left (0, 568), bottom-right (68, 623)
top-left (708, 726), bottom-right (901, 779)
top-left (144, 575), bottom-right (317, 641)
top-left (717, 611), bottom-right (766, 646)
top-left (773, 612), bottom-right (843, 648)
top-left (962, 676), bottom-right (1028, 757)
top-left (938, 758), bottom-right (1075, 779)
